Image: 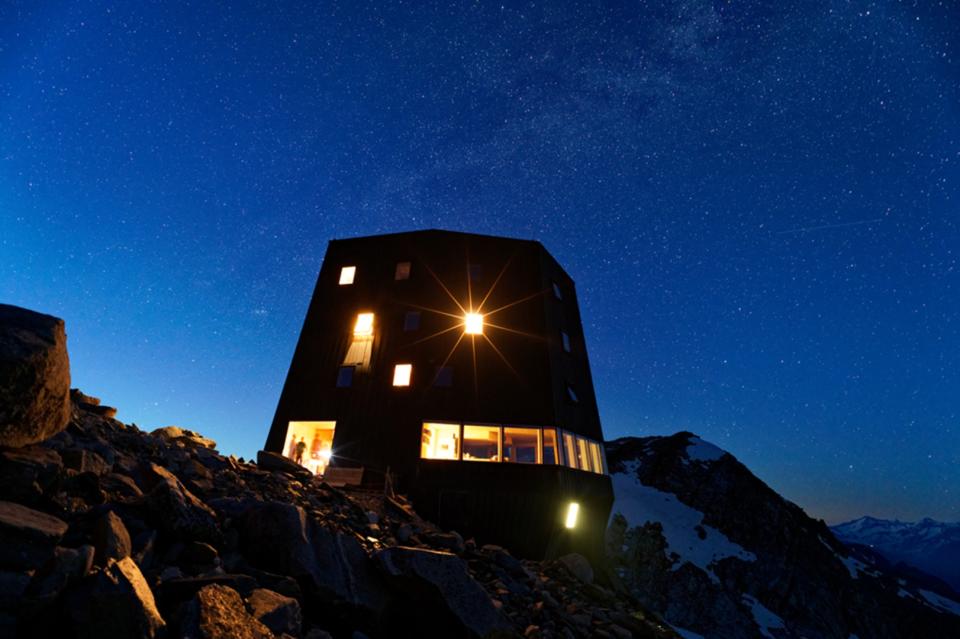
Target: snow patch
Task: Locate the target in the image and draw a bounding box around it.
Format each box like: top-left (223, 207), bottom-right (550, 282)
top-left (668, 624), bottom-right (705, 639)
top-left (918, 589), bottom-right (960, 616)
top-left (742, 594), bottom-right (785, 639)
top-left (684, 436), bottom-right (725, 463)
top-left (610, 461), bottom-right (756, 583)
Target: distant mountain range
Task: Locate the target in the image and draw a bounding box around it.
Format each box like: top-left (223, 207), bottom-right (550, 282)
top-left (832, 516), bottom-right (960, 593)
top-left (605, 432), bottom-right (960, 638)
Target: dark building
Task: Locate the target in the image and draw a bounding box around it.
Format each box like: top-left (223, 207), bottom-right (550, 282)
top-left (266, 229), bottom-right (613, 560)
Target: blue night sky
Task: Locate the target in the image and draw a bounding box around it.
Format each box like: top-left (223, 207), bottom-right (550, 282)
top-left (2, 1), bottom-right (958, 523)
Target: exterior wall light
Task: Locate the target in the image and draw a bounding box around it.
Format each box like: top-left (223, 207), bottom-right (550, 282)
top-left (564, 502), bottom-right (580, 529)
top-left (464, 312), bottom-right (484, 335)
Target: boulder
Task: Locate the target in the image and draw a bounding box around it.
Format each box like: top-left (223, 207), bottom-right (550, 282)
top-left (178, 583), bottom-right (272, 639)
top-left (374, 546), bottom-right (511, 638)
top-left (65, 556), bottom-right (166, 638)
top-left (422, 530), bottom-right (465, 554)
top-left (142, 463), bottom-right (220, 544)
top-left (70, 388), bottom-right (101, 406)
top-left (0, 445), bottom-right (63, 503)
top-left (246, 587), bottom-right (302, 635)
top-left (93, 511), bottom-right (132, 565)
top-left (558, 553), bottom-right (594, 585)
top-left (151, 425), bottom-right (217, 450)
top-left (0, 304), bottom-right (71, 448)
top-left (256, 449), bottom-right (312, 477)
top-left (27, 544), bottom-right (94, 600)
top-left (62, 448), bottom-right (111, 475)
top-left (0, 500), bottom-right (68, 570)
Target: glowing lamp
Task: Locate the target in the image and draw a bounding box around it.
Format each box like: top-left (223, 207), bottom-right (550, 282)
top-left (464, 312), bottom-right (484, 335)
top-left (564, 502), bottom-right (580, 529)
top-left (354, 312), bottom-right (374, 337)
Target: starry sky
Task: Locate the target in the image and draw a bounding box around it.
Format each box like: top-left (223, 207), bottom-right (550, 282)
top-left (2, 1), bottom-right (958, 523)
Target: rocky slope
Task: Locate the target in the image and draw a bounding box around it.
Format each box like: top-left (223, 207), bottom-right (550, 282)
top-left (604, 432), bottom-right (960, 639)
top-left (832, 516), bottom-right (960, 594)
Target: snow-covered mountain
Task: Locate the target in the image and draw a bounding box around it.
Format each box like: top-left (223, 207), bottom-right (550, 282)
top-left (832, 516), bottom-right (960, 593)
top-left (605, 432), bottom-right (960, 639)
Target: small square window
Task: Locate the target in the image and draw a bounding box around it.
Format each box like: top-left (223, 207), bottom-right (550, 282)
top-left (433, 366), bottom-right (453, 387)
top-left (339, 266), bottom-right (356, 285)
top-left (552, 281), bottom-right (563, 299)
top-left (566, 384), bottom-right (579, 403)
top-left (404, 311), bottom-right (421, 331)
top-left (393, 364), bottom-right (412, 387)
top-left (469, 263), bottom-right (482, 282)
top-left (336, 366), bottom-right (354, 388)
top-left (395, 261), bottom-right (411, 280)
top-left (561, 331), bottom-right (571, 353)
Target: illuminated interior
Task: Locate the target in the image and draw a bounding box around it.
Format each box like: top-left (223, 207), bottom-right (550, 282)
top-left (339, 266), bottom-right (356, 285)
top-left (503, 427), bottom-right (541, 463)
top-left (565, 502), bottom-right (579, 529)
top-left (562, 432), bottom-right (577, 469)
top-left (464, 312), bottom-right (484, 335)
top-left (353, 312), bottom-right (374, 337)
top-left (283, 421), bottom-right (336, 475)
top-left (421, 422), bottom-right (460, 459)
top-left (463, 424), bottom-right (500, 461)
top-left (542, 428), bottom-right (559, 464)
top-left (589, 441), bottom-right (604, 474)
top-left (393, 364), bottom-right (412, 386)
top-left (576, 437), bottom-right (591, 471)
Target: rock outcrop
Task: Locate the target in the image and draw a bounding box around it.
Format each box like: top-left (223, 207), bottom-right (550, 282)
top-left (605, 432), bottom-right (960, 638)
top-left (0, 304), bottom-right (71, 448)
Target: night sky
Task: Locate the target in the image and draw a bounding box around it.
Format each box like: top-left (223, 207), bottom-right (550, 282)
top-left (3, 1), bottom-right (958, 523)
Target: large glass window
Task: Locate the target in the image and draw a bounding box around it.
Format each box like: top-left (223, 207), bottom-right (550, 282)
top-left (421, 422), bottom-right (459, 460)
top-left (284, 421), bottom-right (336, 475)
top-left (589, 441), bottom-right (603, 474)
top-left (463, 425), bottom-right (500, 462)
top-left (562, 432), bottom-right (577, 469)
top-left (503, 427), bottom-right (541, 463)
top-left (576, 437), bottom-right (591, 472)
top-left (542, 428), bottom-right (559, 464)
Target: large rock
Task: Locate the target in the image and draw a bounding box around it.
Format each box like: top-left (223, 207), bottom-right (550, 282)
top-left (246, 587), bottom-right (302, 636)
top-left (374, 546), bottom-right (511, 638)
top-left (178, 583), bottom-right (272, 639)
top-left (93, 511), bottom-right (132, 565)
top-left (142, 462), bottom-right (220, 544)
top-left (256, 449), bottom-right (312, 477)
top-left (0, 304), bottom-right (71, 448)
top-left (151, 425), bottom-right (217, 450)
top-left (65, 556), bottom-right (166, 638)
top-left (0, 500), bottom-right (68, 570)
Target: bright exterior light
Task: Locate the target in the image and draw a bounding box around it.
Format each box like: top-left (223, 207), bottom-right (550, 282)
top-left (392, 364), bottom-right (412, 387)
top-left (339, 266), bottom-right (356, 285)
top-left (353, 312), bottom-right (374, 337)
top-left (464, 312), bottom-right (484, 335)
top-left (564, 502), bottom-right (580, 529)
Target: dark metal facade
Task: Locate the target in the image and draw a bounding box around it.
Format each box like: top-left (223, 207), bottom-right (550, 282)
top-left (266, 229), bottom-right (613, 560)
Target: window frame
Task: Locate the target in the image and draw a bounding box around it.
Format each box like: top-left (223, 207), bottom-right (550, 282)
top-left (462, 423), bottom-right (502, 463)
top-left (335, 365), bottom-right (354, 388)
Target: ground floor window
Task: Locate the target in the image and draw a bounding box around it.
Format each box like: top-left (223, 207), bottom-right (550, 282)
top-left (463, 424), bottom-right (501, 461)
top-left (503, 427), bottom-right (541, 463)
top-left (421, 422), bottom-right (460, 460)
top-left (284, 421), bottom-right (336, 475)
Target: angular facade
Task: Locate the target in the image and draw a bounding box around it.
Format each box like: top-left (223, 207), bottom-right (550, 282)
top-left (266, 229), bottom-right (613, 560)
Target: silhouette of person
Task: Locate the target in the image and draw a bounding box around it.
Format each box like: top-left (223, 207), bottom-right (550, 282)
top-left (294, 437), bottom-right (307, 465)
top-left (287, 433), bottom-right (298, 458)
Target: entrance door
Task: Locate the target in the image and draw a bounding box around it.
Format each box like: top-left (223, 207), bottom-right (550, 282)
top-left (283, 421), bottom-right (336, 475)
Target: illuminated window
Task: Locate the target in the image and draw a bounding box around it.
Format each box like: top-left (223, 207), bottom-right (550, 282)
top-left (566, 384), bottom-right (578, 403)
top-left (542, 428), bottom-right (559, 464)
top-left (562, 432), bottom-right (577, 469)
top-left (395, 261), bottom-right (411, 280)
top-left (552, 282), bottom-right (563, 299)
top-left (433, 366), bottom-right (453, 387)
top-left (339, 266), bottom-right (356, 285)
top-left (421, 422), bottom-right (460, 460)
top-left (353, 313), bottom-right (374, 337)
top-left (589, 441), bottom-right (604, 475)
top-left (565, 502), bottom-right (579, 529)
top-left (503, 427), bottom-right (541, 463)
top-left (284, 421), bottom-right (336, 476)
top-left (463, 425), bottom-right (500, 462)
top-left (464, 312), bottom-right (484, 335)
top-left (576, 437), bottom-right (591, 471)
top-left (392, 364), bottom-right (412, 387)
top-left (404, 311), bottom-right (420, 331)
top-left (561, 331), bottom-right (571, 353)
top-left (336, 366), bottom-right (354, 388)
